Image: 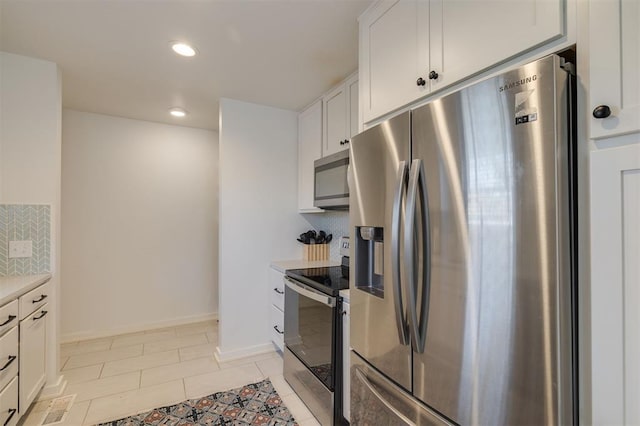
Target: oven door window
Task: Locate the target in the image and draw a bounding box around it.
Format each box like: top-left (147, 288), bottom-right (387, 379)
top-left (284, 284), bottom-right (336, 390)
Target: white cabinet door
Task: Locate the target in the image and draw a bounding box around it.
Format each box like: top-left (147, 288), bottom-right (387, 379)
top-left (0, 377), bottom-right (18, 426)
top-left (324, 84), bottom-right (348, 157)
top-left (342, 300), bottom-right (350, 422)
top-left (360, 0), bottom-right (430, 123)
top-left (19, 305), bottom-right (47, 411)
top-left (591, 143), bottom-right (640, 424)
top-left (298, 100), bottom-right (323, 212)
top-left (347, 75), bottom-right (360, 139)
top-left (431, 0), bottom-right (564, 91)
top-left (589, 0), bottom-right (640, 139)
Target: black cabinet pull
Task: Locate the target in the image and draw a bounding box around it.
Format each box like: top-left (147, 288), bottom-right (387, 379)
top-left (273, 325), bottom-right (284, 335)
top-left (0, 355), bottom-right (16, 372)
top-left (429, 70), bottom-right (439, 80)
top-left (0, 315), bottom-right (16, 327)
top-left (592, 105), bottom-right (611, 119)
top-left (33, 310), bottom-right (48, 321)
top-left (339, 140), bottom-right (344, 145)
top-left (416, 77), bottom-right (426, 86)
top-left (344, 140), bottom-right (350, 145)
top-left (32, 294), bottom-right (47, 303)
top-left (274, 288), bottom-right (284, 295)
top-left (5, 408), bottom-right (17, 426)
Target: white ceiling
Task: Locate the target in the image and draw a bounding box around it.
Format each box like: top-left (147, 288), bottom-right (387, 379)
top-left (0, 0), bottom-right (371, 130)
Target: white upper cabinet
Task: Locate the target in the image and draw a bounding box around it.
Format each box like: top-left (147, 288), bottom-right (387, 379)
top-left (360, 0), bottom-right (565, 124)
top-left (589, 0), bottom-right (640, 139)
top-left (432, 0), bottom-right (564, 91)
top-left (323, 73), bottom-right (359, 156)
top-left (347, 74), bottom-right (360, 138)
top-left (298, 100), bottom-right (324, 212)
top-left (360, 0), bottom-right (430, 123)
top-left (324, 84), bottom-right (348, 156)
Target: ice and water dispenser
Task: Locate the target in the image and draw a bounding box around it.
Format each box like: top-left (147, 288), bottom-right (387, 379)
top-left (354, 226), bottom-right (385, 297)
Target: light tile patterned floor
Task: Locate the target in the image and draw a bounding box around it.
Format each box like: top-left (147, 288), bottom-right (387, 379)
top-left (18, 320), bottom-right (320, 426)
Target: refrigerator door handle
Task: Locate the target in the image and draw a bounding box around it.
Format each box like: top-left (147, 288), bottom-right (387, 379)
top-left (354, 367), bottom-right (415, 425)
top-left (392, 160), bottom-right (409, 345)
top-left (405, 159), bottom-right (432, 354)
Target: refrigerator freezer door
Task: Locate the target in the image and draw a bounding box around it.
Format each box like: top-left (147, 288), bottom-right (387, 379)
top-left (350, 111), bottom-right (412, 391)
top-left (411, 55), bottom-right (574, 425)
top-left (350, 351), bottom-right (452, 426)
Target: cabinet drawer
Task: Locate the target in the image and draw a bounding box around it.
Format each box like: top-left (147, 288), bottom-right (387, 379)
top-left (0, 300), bottom-right (18, 337)
top-left (270, 304), bottom-right (284, 352)
top-left (0, 377), bottom-right (19, 426)
top-left (269, 269), bottom-right (285, 311)
top-left (20, 281), bottom-right (50, 320)
top-left (0, 327), bottom-right (19, 393)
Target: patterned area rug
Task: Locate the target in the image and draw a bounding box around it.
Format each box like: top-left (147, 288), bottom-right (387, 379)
top-left (97, 379), bottom-right (298, 425)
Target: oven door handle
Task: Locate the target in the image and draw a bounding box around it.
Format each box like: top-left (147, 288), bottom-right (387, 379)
top-left (283, 276), bottom-right (336, 307)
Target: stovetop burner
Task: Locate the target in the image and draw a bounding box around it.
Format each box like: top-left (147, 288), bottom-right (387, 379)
top-left (285, 265), bottom-right (349, 296)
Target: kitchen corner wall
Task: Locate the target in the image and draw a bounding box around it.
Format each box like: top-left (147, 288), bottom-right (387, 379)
top-left (217, 98), bottom-right (309, 360)
top-left (0, 204), bottom-right (51, 275)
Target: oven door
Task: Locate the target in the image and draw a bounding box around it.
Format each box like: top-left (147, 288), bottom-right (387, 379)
top-left (283, 276), bottom-right (337, 390)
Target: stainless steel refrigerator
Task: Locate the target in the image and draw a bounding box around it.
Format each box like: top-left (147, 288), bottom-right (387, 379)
top-left (349, 54), bottom-right (576, 425)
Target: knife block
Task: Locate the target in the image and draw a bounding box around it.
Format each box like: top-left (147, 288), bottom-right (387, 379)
top-left (303, 244), bottom-right (329, 261)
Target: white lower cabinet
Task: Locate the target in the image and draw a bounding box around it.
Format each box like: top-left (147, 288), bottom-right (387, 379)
top-left (0, 377), bottom-right (19, 426)
top-left (269, 267), bottom-right (286, 351)
top-left (19, 303), bottom-right (48, 412)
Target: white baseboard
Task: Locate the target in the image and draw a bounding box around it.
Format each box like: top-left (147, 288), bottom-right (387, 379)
top-left (37, 375), bottom-right (67, 401)
top-left (214, 342), bottom-right (275, 363)
top-left (60, 312), bottom-right (218, 343)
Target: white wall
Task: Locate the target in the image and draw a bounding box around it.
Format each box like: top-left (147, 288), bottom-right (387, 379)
top-left (0, 52), bottom-right (63, 393)
top-left (61, 110), bottom-right (218, 340)
top-left (218, 98), bottom-right (308, 359)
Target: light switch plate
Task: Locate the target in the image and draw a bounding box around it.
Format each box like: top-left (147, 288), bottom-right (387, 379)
top-left (9, 240), bottom-right (33, 258)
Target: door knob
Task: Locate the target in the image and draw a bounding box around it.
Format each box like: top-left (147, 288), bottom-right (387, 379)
top-left (429, 70), bottom-right (439, 80)
top-left (592, 105), bottom-right (611, 119)
top-left (416, 77), bottom-right (426, 87)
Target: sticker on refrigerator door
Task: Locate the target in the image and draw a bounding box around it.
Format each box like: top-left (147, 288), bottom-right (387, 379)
top-left (514, 89), bottom-right (538, 125)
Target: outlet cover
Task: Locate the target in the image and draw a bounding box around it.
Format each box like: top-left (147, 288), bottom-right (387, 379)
top-left (9, 240), bottom-right (33, 258)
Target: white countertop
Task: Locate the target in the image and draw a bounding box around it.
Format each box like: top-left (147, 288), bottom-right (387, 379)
top-left (270, 259), bottom-right (341, 273)
top-left (0, 274), bottom-right (52, 307)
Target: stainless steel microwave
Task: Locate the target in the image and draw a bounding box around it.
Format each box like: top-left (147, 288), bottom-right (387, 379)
top-left (314, 149), bottom-right (349, 210)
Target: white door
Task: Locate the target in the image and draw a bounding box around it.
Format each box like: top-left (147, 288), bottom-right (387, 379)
top-left (324, 84), bottom-right (348, 157)
top-left (360, 0), bottom-right (430, 123)
top-left (298, 100), bottom-right (323, 212)
top-left (431, 0), bottom-right (564, 91)
top-left (590, 143), bottom-right (640, 424)
top-left (589, 0), bottom-right (640, 139)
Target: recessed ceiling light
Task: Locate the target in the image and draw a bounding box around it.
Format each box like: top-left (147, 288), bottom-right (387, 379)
top-left (171, 42), bottom-right (197, 57)
top-left (169, 107), bottom-right (188, 117)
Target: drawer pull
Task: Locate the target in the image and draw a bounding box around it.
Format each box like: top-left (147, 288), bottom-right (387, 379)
top-left (273, 288), bottom-right (284, 295)
top-left (0, 315), bottom-right (16, 327)
top-left (0, 355), bottom-right (16, 372)
top-left (32, 294), bottom-right (48, 303)
top-left (273, 325), bottom-right (284, 335)
top-left (5, 408), bottom-right (17, 426)
top-left (33, 311), bottom-right (48, 321)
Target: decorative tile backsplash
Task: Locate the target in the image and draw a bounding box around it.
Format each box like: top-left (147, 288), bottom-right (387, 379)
top-left (302, 211), bottom-right (349, 260)
top-left (0, 205), bottom-right (51, 276)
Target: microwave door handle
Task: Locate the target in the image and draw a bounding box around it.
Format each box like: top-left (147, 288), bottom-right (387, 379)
top-left (392, 160), bottom-right (409, 346)
top-left (283, 276), bottom-right (336, 308)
